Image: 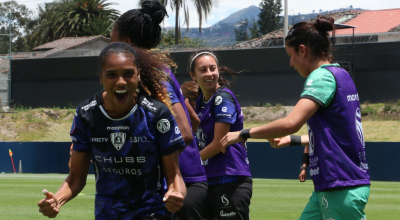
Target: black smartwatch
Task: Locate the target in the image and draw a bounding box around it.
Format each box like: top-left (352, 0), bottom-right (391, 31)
top-left (300, 166), bottom-right (307, 171)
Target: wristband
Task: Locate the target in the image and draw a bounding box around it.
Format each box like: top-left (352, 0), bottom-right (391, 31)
top-left (289, 135), bottom-right (301, 146)
top-left (302, 153), bottom-right (309, 165)
top-left (239, 129), bottom-right (251, 141)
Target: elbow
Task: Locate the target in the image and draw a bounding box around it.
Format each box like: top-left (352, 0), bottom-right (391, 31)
top-left (182, 133), bottom-right (194, 146)
top-left (285, 120), bottom-right (302, 134)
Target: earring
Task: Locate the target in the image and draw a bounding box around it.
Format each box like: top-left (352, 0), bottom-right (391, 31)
top-left (136, 88), bottom-right (140, 93)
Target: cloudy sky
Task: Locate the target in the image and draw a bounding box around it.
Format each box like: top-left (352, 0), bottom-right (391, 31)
top-left (15, 0), bottom-right (400, 28)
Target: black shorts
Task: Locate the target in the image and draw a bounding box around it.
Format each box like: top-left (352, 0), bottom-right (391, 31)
top-left (203, 177), bottom-right (252, 220)
top-left (173, 181), bottom-right (208, 220)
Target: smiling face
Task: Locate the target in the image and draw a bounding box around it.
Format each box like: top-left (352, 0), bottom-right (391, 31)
top-left (99, 52), bottom-right (139, 114)
top-left (190, 55), bottom-right (219, 97)
top-left (285, 44), bottom-right (309, 77)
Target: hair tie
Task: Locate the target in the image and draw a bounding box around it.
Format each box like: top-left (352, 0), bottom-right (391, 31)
top-left (189, 52), bottom-right (218, 71)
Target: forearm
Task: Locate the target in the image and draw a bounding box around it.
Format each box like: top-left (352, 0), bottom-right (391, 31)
top-left (250, 118), bottom-right (302, 140)
top-left (200, 140), bottom-right (221, 160)
top-left (165, 171), bottom-right (186, 198)
top-left (54, 175), bottom-right (86, 206)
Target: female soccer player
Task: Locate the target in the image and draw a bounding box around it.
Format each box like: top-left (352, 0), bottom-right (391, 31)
top-left (110, 2), bottom-right (208, 219)
top-left (189, 50), bottom-right (252, 220)
top-left (38, 43), bottom-right (186, 220)
top-left (221, 15), bottom-right (370, 220)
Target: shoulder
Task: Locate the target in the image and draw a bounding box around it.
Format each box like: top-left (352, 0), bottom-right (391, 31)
top-left (307, 67), bottom-right (335, 82)
top-left (76, 91), bottom-right (102, 117)
top-left (137, 94), bottom-right (169, 116)
top-left (214, 87), bottom-right (235, 105)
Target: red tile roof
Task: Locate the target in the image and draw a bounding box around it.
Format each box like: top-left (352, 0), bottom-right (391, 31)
top-left (336, 8), bottom-right (400, 35)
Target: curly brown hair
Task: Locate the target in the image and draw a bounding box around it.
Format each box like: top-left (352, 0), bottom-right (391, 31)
top-left (136, 47), bottom-right (174, 114)
top-left (99, 43), bottom-right (173, 114)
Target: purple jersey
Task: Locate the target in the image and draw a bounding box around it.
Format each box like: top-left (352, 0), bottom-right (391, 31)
top-left (164, 68), bottom-right (207, 183)
top-left (70, 91), bottom-right (186, 219)
top-left (306, 66), bottom-right (370, 191)
top-left (195, 87), bottom-right (251, 178)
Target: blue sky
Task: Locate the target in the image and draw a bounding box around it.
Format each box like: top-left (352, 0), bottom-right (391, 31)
top-left (14, 0), bottom-right (400, 28)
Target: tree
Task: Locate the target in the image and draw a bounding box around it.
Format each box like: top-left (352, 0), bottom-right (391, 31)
top-left (27, 1), bottom-right (66, 49)
top-left (0, 0), bottom-right (33, 53)
top-left (312, 10), bottom-right (315, 14)
top-left (141, 0), bottom-right (214, 45)
top-left (27, 0), bottom-right (119, 48)
top-left (234, 18), bottom-right (249, 42)
top-left (53, 0), bottom-right (119, 38)
top-left (159, 29), bottom-right (205, 47)
top-left (74, 16), bottom-right (114, 37)
top-left (257, 0), bottom-right (282, 36)
top-left (249, 19), bottom-right (259, 39)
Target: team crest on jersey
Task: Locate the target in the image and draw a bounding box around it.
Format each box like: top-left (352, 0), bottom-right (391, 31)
top-left (196, 127), bottom-right (207, 149)
top-left (215, 95), bottom-right (222, 105)
top-left (355, 108), bottom-right (365, 147)
top-left (110, 132), bottom-right (126, 150)
top-left (157, 119), bottom-right (170, 133)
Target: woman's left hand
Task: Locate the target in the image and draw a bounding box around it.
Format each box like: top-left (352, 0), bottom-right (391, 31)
top-left (220, 131), bottom-right (241, 153)
top-left (163, 189), bottom-right (184, 213)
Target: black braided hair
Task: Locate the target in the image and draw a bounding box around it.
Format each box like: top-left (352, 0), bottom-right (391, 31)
top-left (114, 0), bottom-right (168, 49)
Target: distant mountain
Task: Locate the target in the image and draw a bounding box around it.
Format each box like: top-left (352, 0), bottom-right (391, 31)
top-left (163, 6), bottom-right (364, 47)
top-left (212, 5), bottom-right (261, 26)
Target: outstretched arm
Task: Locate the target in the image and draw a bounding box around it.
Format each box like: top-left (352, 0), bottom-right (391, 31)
top-left (38, 150), bottom-right (91, 217)
top-left (162, 151), bottom-right (186, 213)
top-left (221, 99), bottom-right (319, 148)
top-left (269, 135), bottom-right (309, 149)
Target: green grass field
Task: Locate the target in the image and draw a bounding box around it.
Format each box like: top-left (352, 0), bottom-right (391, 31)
top-left (0, 174), bottom-right (399, 220)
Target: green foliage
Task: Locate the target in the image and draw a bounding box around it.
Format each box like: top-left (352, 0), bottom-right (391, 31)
top-left (53, 0), bottom-right (119, 38)
top-left (234, 18), bottom-right (250, 41)
top-left (249, 19), bottom-right (259, 39)
top-left (0, 0), bottom-right (33, 53)
top-left (361, 105), bottom-right (376, 115)
top-left (144, 0), bottom-right (214, 45)
top-left (159, 29), bottom-right (206, 47)
top-left (257, 0), bottom-right (282, 35)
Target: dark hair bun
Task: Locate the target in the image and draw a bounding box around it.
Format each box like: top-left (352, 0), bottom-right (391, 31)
top-left (314, 15), bottom-right (334, 32)
top-left (141, 0), bottom-right (167, 25)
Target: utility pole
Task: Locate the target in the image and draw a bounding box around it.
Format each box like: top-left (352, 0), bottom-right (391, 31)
top-left (0, 12), bottom-right (12, 106)
top-left (283, 0), bottom-right (288, 37)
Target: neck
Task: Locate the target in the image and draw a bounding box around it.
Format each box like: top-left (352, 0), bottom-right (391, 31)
top-left (203, 85), bottom-right (220, 102)
top-left (307, 58), bottom-right (331, 76)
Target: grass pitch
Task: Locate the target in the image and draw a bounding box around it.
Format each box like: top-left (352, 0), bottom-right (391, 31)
top-left (0, 174), bottom-right (399, 220)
